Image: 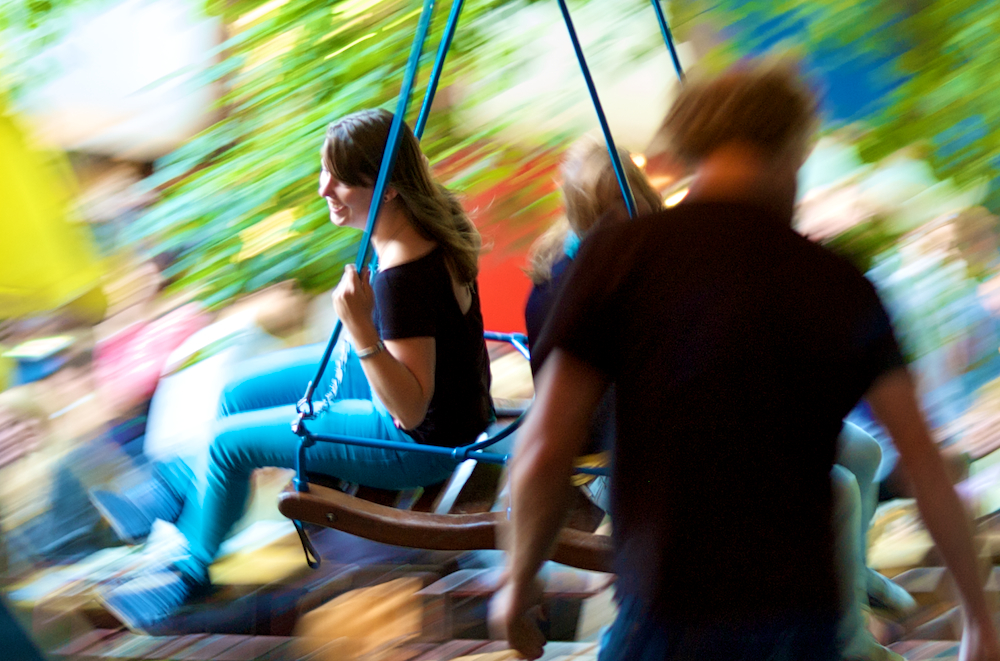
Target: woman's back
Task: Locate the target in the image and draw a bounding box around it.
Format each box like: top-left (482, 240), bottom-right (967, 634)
top-left (374, 246), bottom-right (493, 446)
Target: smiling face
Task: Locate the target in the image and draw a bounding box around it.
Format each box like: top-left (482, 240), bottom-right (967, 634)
top-left (318, 164), bottom-right (374, 231)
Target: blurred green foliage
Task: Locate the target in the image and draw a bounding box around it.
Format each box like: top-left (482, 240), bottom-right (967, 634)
top-left (8, 0), bottom-right (999, 307)
top-left (3, 0), bottom-right (670, 307)
top-left (822, 217), bottom-right (898, 274)
top-left (672, 0), bottom-right (1000, 209)
top-left (129, 0), bottom-right (568, 308)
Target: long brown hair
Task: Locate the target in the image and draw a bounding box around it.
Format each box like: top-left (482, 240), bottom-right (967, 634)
top-left (322, 109), bottom-right (481, 283)
top-left (527, 138), bottom-right (662, 284)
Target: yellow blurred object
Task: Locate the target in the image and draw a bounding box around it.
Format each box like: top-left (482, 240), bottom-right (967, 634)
top-left (0, 352), bottom-right (12, 391)
top-left (294, 577), bottom-right (422, 660)
top-left (0, 102), bottom-right (106, 320)
top-left (572, 451), bottom-right (610, 487)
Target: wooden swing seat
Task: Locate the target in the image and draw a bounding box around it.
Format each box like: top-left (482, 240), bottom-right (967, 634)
top-left (277, 480), bottom-right (612, 573)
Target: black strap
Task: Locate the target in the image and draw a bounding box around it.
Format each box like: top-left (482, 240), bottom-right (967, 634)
top-left (293, 519), bottom-right (321, 569)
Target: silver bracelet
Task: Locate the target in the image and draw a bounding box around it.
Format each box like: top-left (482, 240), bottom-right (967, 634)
top-left (356, 340), bottom-right (385, 359)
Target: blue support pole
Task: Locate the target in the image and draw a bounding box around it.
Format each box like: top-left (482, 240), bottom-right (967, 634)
top-left (650, 0), bottom-right (684, 83)
top-left (555, 0), bottom-right (637, 219)
top-left (414, 0), bottom-right (465, 140)
top-left (296, 0), bottom-right (437, 426)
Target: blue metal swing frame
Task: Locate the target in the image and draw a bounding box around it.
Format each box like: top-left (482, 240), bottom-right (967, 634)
top-left (290, 0), bottom-right (685, 497)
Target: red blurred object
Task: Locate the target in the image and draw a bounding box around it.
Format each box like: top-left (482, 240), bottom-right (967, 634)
top-left (477, 254), bottom-right (533, 334)
top-left (435, 145), bottom-right (563, 335)
top-left (94, 304), bottom-right (210, 410)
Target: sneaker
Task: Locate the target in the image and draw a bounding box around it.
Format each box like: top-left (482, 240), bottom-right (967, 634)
top-left (88, 489), bottom-right (154, 545)
top-left (88, 465), bottom-right (187, 545)
top-left (95, 564), bottom-right (210, 634)
top-left (867, 568), bottom-right (918, 620)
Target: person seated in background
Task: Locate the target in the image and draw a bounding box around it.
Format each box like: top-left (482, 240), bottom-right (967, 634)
top-left (93, 108), bottom-right (495, 632)
top-left (523, 137), bottom-right (664, 511)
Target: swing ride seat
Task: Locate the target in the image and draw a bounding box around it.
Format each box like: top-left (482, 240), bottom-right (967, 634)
top-left (277, 406), bottom-right (614, 574)
top-left (278, 481), bottom-right (612, 573)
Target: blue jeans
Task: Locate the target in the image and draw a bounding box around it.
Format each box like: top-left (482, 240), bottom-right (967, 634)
top-left (835, 421), bottom-right (881, 569)
top-left (176, 342), bottom-right (459, 580)
top-left (599, 596), bottom-right (839, 661)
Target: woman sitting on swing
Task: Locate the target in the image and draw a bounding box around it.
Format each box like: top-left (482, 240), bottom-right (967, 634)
top-left (97, 108), bottom-right (494, 631)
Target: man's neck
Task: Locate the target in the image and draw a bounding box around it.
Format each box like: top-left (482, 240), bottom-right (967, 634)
top-left (684, 144), bottom-right (798, 221)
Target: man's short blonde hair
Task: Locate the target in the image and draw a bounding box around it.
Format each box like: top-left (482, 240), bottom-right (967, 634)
top-left (653, 58), bottom-right (818, 164)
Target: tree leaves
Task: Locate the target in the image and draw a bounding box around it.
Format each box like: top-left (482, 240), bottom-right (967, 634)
top-left (680, 0), bottom-right (1000, 209)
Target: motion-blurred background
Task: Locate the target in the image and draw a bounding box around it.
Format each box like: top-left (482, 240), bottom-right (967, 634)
top-left (2, 0), bottom-right (1000, 658)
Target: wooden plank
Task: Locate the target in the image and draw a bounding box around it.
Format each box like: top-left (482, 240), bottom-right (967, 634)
top-left (892, 567), bottom-right (1000, 606)
top-left (277, 486), bottom-right (612, 573)
top-left (411, 640), bottom-right (491, 660)
top-left (451, 640), bottom-right (515, 661)
top-left (278, 484), bottom-right (497, 551)
top-left (212, 636), bottom-right (293, 660)
top-left (444, 641), bottom-right (598, 661)
top-left (889, 640), bottom-right (960, 660)
top-left (136, 634), bottom-right (208, 659)
top-left (170, 634), bottom-right (248, 660)
top-left (89, 633), bottom-right (181, 658)
top-left (50, 629), bottom-right (120, 657)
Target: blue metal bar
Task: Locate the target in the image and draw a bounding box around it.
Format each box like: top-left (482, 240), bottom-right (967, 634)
top-left (293, 434), bottom-right (313, 492)
top-left (300, 428), bottom-right (510, 466)
top-left (296, 0), bottom-right (437, 421)
top-left (650, 0), bottom-right (683, 83)
top-left (357, 0), bottom-right (436, 270)
top-left (484, 331), bottom-right (530, 361)
top-left (555, 0), bottom-right (637, 219)
top-left (414, 0), bottom-right (465, 140)
top-left (462, 412), bottom-right (525, 453)
top-left (509, 336), bottom-right (530, 362)
top-left (297, 425), bottom-right (608, 475)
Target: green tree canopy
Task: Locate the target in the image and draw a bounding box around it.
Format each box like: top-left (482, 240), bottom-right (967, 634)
top-left (673, 0), bottom-right (1000, 209)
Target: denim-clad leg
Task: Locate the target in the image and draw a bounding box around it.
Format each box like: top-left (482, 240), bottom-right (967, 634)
top-left (831, 465), bottom-right (867, 654)
top-left (175, 345), bottom-right (458, 582)
top-left (172, 341), bottom-right (347, 548)
top-left (219, 341), bottom-right (361, 416)
top-left (598, 595), bottom-right (839, 661)
top-left (836, 421), bottom-right (915, 627)
top-left (836, 422), bottom-right (882, 558)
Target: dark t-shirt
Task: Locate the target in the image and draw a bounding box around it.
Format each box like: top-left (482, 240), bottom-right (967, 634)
top-left (526, 254), bottom-right (615, 456)
top-left (526, 255), bottom-right (574, 369)
top-left (535, 201), bottom-right (905, 622)
top-left (373, 246), bottom-right (494, 447)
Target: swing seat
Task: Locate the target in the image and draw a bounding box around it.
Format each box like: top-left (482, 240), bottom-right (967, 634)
top-left (277, 479), bottom-right (613, 573)
top-left (279, 404), bottom-right (613, 574)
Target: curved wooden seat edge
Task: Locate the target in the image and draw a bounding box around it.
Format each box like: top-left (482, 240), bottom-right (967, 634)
top-left (278, 483), bottom-right (613, 573)
top-left (279, 482), bottom-right (498, 550)
top-left (552, 528), bottom-right (613, 574)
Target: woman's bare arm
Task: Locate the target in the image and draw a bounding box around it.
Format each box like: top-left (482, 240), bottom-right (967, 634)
top-left (333, 265), bottom-right (436, 430)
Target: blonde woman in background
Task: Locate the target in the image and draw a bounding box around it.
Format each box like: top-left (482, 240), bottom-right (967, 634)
top-left (523, 138), bottom-right (662, 510)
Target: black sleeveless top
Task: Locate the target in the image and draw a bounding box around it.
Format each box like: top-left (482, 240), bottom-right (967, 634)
top-left (372, 247), bottom-right (494, 446)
